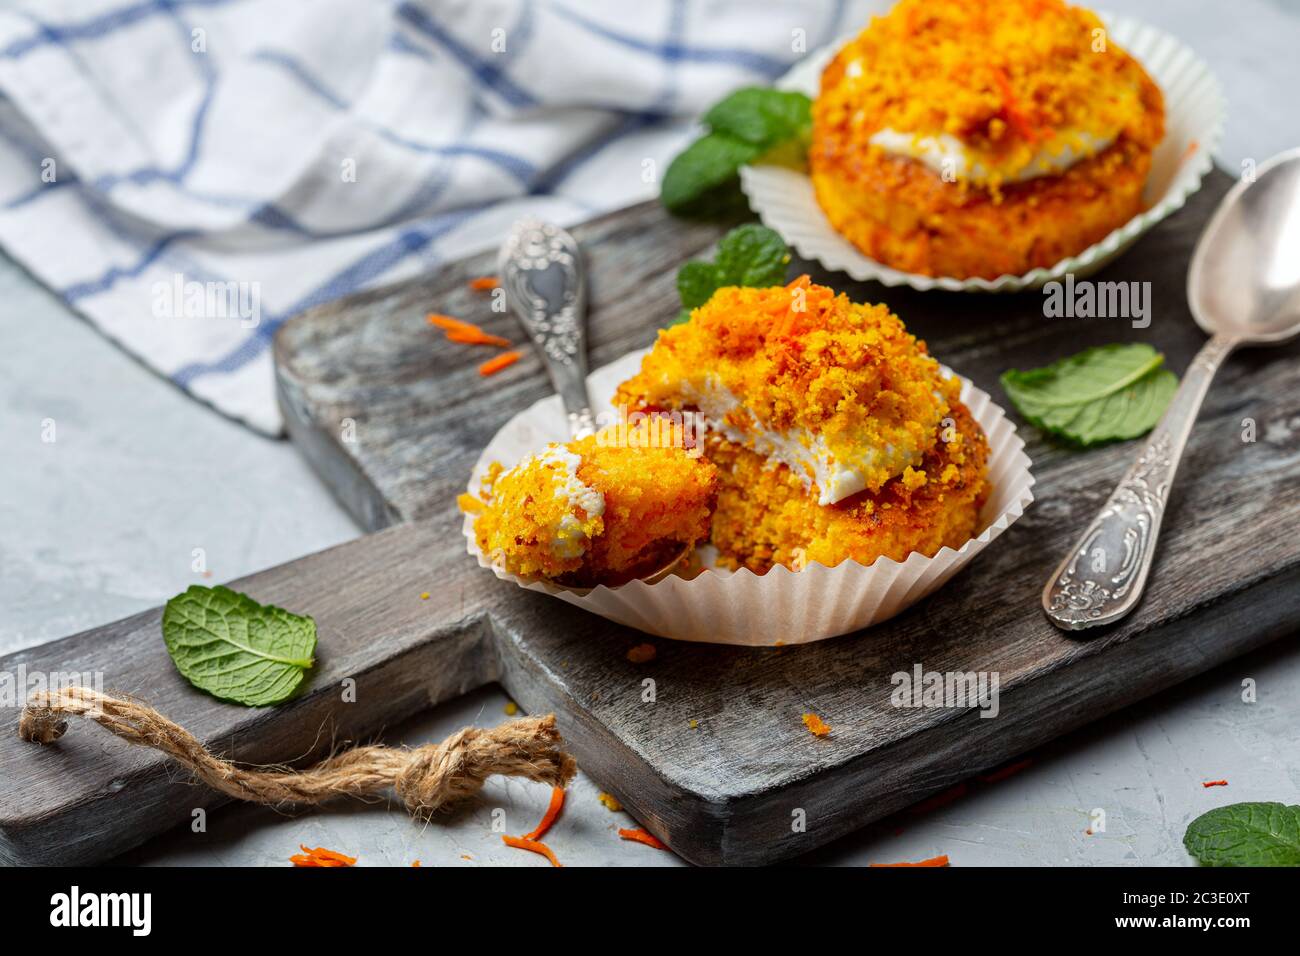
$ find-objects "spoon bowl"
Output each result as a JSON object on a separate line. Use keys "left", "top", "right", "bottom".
{"left": 1188, "top": 146, "right": 1300, "bottom": 343}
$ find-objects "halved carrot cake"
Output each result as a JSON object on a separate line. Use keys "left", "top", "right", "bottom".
{"left": 811, "top": 0, "right": 1165, "bottom": 278}
{"left": 703, "top": 401, "right": 987, "bottom": 572}
{"left": 616, "top": 278, "right": 953, "bottom": 506}
{"left": 615, "top": 277, "right": 990, "bottom": 572}
{"left": 466, "top": 420, "right": 717, "bottom": 586}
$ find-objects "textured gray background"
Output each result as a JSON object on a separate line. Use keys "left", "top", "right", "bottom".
{"left": 2, "top": 0, "right": 1298, "bottom": 866}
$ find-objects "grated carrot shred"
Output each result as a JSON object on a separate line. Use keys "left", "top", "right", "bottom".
{"left": 469, "top": 276, "right": 500, "bottom": 290}
{"left": 525, "top": 787, "right": 566, "bottom": 841}
{"left": 447, "top": 329, "right": 513, "bottom": 347}
{"left": 1202, "top": 779, "right": 1228, "bottom": 788}
{"left": 290, "top": 844, "right": 357, "bottom": 867}
{"left": 428, "top": 313, "right": 513, "bottom": 347}
{"left": 992, "top": 67, "right": 1041, "bottom": 143}
{"left": 479, "top": 351, "right": 521, "bottom": 376}
{"left": 869, "top": 854, "right": 950, "bottom": 867}
{"left": 770, "top": 275, "right": 813, "bottom": 339}
{"left": 427, "top": 313, "right": 481, "bottom": 334}
{"left": 502, "top": 834, "right": 561, "bottom": 867}
{"left": 300, "top": 845, "right": 355, "bottom": 865}
{"left": 618, "top": 827, "right": 667, "bottom": 850}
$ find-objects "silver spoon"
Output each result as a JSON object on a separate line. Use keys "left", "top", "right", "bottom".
{"left": 497, "top": 218, "right": 691, "bottom": 587}
{"left": 498, "top": 218, "right": 596, "bottom": 439}
{"left": 1043, "top": 147, "right": 1300, "bottom": 630}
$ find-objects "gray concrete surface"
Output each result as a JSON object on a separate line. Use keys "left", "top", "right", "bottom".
{"left": 2, "top": 0, "right": 1298, "bottom": 866}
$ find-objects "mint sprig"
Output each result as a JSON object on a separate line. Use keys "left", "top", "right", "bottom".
{"left": 1000, "top": 343, "right": 1178, "bottom": 446}
{"left": 674, "top": 224, "right": 791, "bottom": 323}
{"left": 1184, "top": 802, "right": 1300, "bottom": 867}
{"left": 162, "top": 585, "right": 317, "bottom": 707}
{"left": 703, "top": 87, "right": 811, "bottom": 146}
{"left": 661, "top": 87, "right": 812, "bottom": 217}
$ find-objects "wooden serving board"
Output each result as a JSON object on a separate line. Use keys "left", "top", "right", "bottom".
{"left": 3, "top": 169, "right": 1298, "bottom": 867}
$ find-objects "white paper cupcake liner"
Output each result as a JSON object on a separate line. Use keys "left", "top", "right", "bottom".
{"left": 463, "top": 350, "right": 1035, "bottom": 645}
{"left": 739, "top": 14, "right": 1226, "bottom": 292}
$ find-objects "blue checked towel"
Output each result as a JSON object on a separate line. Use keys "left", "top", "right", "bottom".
{"left": 0, "top": 0, "right": 878, "bottom": 435}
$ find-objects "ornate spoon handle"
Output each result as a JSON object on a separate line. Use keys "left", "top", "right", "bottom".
{"left": 498, "top": 218, "right": 595, "bottom": 439}
{"left": 1042, "top": 334, "right": 1237, "bottom": 630}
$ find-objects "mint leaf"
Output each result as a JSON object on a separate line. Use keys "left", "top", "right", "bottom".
{"left": 661, "top": 88, "right": 812, "bottom": 216}
{"left": 703, "top": 88, "right": 811, "bottom": 146}
{"left": 714, "top": 223, "right": 791, "bottom": 288}
{"left": 1184, "top": 802, "right": 1300, "bottom": 867}
{"left": 677, "top": 259, "right": 721, "bottom": 311}
{"left": 661, "top": 133, "right": 760, "bottom": 215}
{"left": 162, "top": 585, "right": 316, "bottom": 707}
{"left": 1000, "top": 343, "right": 1178, "bottom": 446}
{"left": 673, "top": 224, "right": 790, "bottom": 324}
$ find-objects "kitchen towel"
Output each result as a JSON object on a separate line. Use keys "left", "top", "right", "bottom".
{"left": 0, "top": 0, "right": 876, "bottom": 435}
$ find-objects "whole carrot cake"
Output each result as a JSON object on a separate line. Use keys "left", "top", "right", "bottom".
{"left": 810, "top": 0, "right": 1165, "bottom": 278}
{"left": 614, "top": 277, "right": 990, "bottom": 572}
{"left": 466, "top": 419, "right": 717, "bottom": 586}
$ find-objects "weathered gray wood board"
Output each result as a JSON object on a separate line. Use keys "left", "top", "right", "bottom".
{"left": 2, "top": 169, "right": 1297, "bottom": 866}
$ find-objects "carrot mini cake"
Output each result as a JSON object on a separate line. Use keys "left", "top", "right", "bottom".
{"left": 615, "top": 277, "right": 989, "bottom": 572}
{"left": 810, "top": 0, "right": 1165, "bottom": 278}
{"left": 703, "top": 400, "right": 987, "bottom": 572}
{"left": 466, "top": 420, "right": 717, "bottom": 587}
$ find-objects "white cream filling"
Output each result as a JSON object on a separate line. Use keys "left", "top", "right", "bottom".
{"left": 869, "top": 127, "right": 1115, "bottom": 183}
{"left": 679, "top": 377, "right": 896, "bottom": 506}
{"left": 531, "top": 446, "right": 605, "bottom": 559}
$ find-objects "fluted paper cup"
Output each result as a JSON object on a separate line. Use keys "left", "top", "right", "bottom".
{"left": 739, "top": 15, "right": 1226, "bottom": 292}
{"left": 463, "top": 350, "right": 1035, "bottom": 645}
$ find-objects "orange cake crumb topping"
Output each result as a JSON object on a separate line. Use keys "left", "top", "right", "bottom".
{"left": 803, "top": 713, "right": 832, "bottom": 737}
{"left": 816, "top": 0, "right": 1159, "bottom": 190}
{"left": 615, "top": 278, "right": 957, "bottom": 505}
{"left": 626, "top": 643, "right": 657, "bottom": 664}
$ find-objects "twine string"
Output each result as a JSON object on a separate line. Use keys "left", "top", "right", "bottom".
{"left": 18, "top": 686, "right": 576, "bottom": 818}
